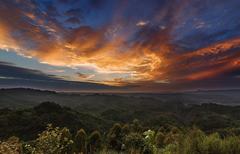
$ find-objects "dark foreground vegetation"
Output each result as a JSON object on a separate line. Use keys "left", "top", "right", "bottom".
{"left": 1, "top": 101, "right": 240, "bottom": 140}
{"left": 1, "top": 101, "right": 240, "bottom": 153}
{"left": 1, "top": 121, "right": 240, "bottom": 154}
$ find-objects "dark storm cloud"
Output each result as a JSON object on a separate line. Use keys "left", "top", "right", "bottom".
{"left": 0, "top": 61, "right": 59, "bottom": 81}
{"left": 0, "top": 61, "right": 122, "bottom": 91}
{"left": 222, "top": 68, "right": 240, "bottom": 78}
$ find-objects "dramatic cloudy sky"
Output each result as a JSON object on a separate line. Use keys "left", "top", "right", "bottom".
{"left": 0, "top": 0, "right": 240, "bottom": 92}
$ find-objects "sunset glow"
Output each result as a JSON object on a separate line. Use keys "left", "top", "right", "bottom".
{"left": 0, "top": 0, "right": 240, "bottom": 92}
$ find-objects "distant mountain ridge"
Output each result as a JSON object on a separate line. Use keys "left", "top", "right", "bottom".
{"left": 0, "top": 88, "right": 240, "bottom": 110}
{"left": 1, "top": 87, "right": 240, "bottom": 94}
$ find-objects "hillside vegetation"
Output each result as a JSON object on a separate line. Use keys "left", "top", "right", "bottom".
{"left": 1, "top": 101, "right": 240, "bottom": 141}
{"left": 1, "top": 119, "right": 240, "bottom": 154}
{"left": 1, "top": 89, "right": 240, "bottom": 153}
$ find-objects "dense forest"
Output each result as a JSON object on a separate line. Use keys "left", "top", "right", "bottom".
{"left": 1, "top": 101, "right": 240, "bottom": 153}
{"left": 1, "top": 118, "right": 240, "bottom": 154}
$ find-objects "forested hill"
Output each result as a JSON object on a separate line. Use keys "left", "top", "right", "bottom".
{"left": 1, "top": 89, "right": 240, "bottom": 153}
{"left": 1, "top": 101, "right": 240, "bottom": 141}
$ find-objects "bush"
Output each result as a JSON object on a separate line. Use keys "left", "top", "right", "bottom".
{"left": 88, "top": 130, "right": 102, "bottom": 153}
{"left": 182, "top": 128, "right": 206, "bottom": 154}
{"left": 143, "top": 130, "right": 157, "bottom": 154}
{"left": 25, "top": 124, "right": 73, "bottom": 154}
{"left": 3, "top": 123, "right": 240, "bottom": 154}
{"left": 75, "top": 128, "right": 87, "bottom": 153}
{"left": 107, "top": 123, "right": 123, "bottom": 151}
{"left": 125, "top": 132, "right": 144, "bottom": 153}
{"left": 221, "top": 135, "right": 240, "bottom": 154}
{"left": 202, "top": 133, "right": 222, "bottom": 154}
{"left": 155, "top": 131, "right": 165, "bottom": 148}
{"left": 0, "top": 136, "right": 22, "bottom": 154}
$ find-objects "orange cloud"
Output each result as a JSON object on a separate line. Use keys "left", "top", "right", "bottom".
{"left": 158, "top": 38, "right": 240, "bottom": 82}
{"left": 0, "top": 0, "right": 239, "bottom": 88}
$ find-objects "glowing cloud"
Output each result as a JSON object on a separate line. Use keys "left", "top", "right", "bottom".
{"left": 0, "top": 0, "right": 239, "bottom": 91}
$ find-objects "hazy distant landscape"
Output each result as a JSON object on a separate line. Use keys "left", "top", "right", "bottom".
{"left": 1, "top": 88, "right": 240, "bottom": 109}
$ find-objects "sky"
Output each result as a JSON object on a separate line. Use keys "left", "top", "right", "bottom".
{"left": 0, "top": 0, "right": 240, "bottom": 92}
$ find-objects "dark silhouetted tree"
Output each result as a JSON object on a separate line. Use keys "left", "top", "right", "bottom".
{"left": 75, "top": 128, "right": 87, "bottom": 154}
{"left": 88, "top": 130, "right": 102, "bottom": 153}
{"left": 107, "top": 123, "right": 123, "bottom": 152}
{"left": 131, "top": 119, "right": 142, "bottom": 133}
{"left": 155, "top": 131, "right": 165, "bottom": 148}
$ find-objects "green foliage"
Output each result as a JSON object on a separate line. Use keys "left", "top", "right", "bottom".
{"left": 143, "top": 130, "right": 157, "bottom": 154}
{"left": 107, "top": 123, "right": 123, "bottom": 151}
{"left": 131, "top": 119, "right": 143, "bottom": 133}
{"left": 163, "top": 132, "right": 179, "bottom": 145}
{"left": 122, "top": 124, "right": 130, "bottom": 135}
{"left": 181, "top": 128, "right": 206, "bottom": 154}
{"left": 202, "top": 133, "right": 222, "bottom": 154}
{"left": 2, "top": 100, "right": 240, "bottom": 154}
{"left": 155, "top": 131, "right": 165, "bottom": 148}
{"left": 0, "top": 136, "right": 22, "bottom": 154}
{"left": 60, "top": 127, "right": 73, "bottom": 154}
{"left": 88, "top": 130, "right": 102, "bottom": 153}
{"left": 160, "top": 144, "right": 177, "bottom": 154}
{"left": 2, "top": 99, "right": 240, "bottom": 141}
{"left": 24, "top": 124, "right": 73, "bottom": 154}
{"left": 125, "top": 132, "right": 144, "bottom": 153}
{"left": 2, "top": 123, "right": 240, "bottom": 154}
{"left": 34, "top": 102, "right": 62, "bottom": 114}
{"left": 75, "top": 128, "right": 87, "bottom": 153}
{"left": 175, "top": 128, "right": 240, "bottom": 154}
{"left": 222, "top": 136, "right": 240, "bottom": 154}
{"left": 0, "top": 102, "right": 107, "bottom": 141}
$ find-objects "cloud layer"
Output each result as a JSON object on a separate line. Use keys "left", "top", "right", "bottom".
{"left": 0, "top": 61, "right": 124, "bottom": 91}
{"left": 0, "top": 0, "right": 240, "bottom": 91}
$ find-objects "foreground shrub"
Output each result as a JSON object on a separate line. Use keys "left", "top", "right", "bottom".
{"left": 143, "top": 130, "right": 157, "bottom": 154}
{"left": 3, "top": 123, "right": 240, "bottom": 154}
{"left": 0, "top": 136, "right": 22, "bottom": 154}
{"left": 221, "top": 135, "right": 240, "bottom": 154}
{"left": 155, "top": 131, "right": 165, "bottom": 148}
{"left": 24, "top": 124, "right": 73, "bottom": 154}
{"left": 107, "top": 123, "right": 123, "bottom": 152}
{"left": 88, "top": 130, "right": 102, "bottom": 153}
{"left": 202, "top": 133, "right": 222, "bottom": 154}
{"left": 181, "top": 128, "right": 206, "bottom": 154}
{"left": 125, "top": 132, "right": 144, "bottom": 153}
{"left": 75, "top": 128, "right": 87, "bottom": 153}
